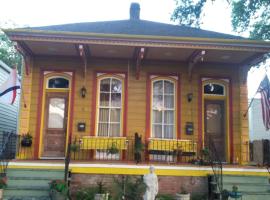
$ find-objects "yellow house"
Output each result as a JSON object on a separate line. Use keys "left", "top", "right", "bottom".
{"left": 3, "top": 3, "right": 270, "bottom": 198}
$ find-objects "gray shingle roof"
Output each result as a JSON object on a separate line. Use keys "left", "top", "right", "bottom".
{"left": 30, "top": 19, "right": 243, "bottom": 40}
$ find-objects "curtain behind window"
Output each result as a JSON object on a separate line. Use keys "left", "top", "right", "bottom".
{"left": 152, "top": 80, "right": 175, "bottom": 139}
{"left": 98, "top": 78, "right": 122, "bottom": 137}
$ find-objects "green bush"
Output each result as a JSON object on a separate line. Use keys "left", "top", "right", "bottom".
{"left": 75, "top": 187, "right": 98, "bottom": 200}
{"left": 112, "top": 176, "right": 146, "bottom": 200}
{"left": 156, "top": 194, "right": 175, "bottom": 200}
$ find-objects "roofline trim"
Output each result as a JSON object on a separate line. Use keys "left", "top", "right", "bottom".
{"left": 4, "top": 29, "right": 270, "bottom": 52}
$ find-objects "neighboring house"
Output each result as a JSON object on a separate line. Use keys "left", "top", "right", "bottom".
{"left": 3, "top": 3, "right": 270, "bottom": 197}
{"left": 249, "top": 98, "right": 270, "bottom": 141}
{"left": 0, "top": 60, "right": 19, "bottom": 133}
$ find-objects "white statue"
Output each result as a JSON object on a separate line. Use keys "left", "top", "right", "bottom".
{"left": 143, "top": 166, "right": 158, "bottom": 200}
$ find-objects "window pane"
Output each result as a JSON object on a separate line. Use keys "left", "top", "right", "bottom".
{"left": 111, "top": 79, "right": 122, "bottom": 93}
{"left": 100, "top": 93, "right": 110, "bottom": 107}
{"left": 152, "top": 125, "right": 162, "bottom": 138}
{"left": 48, "top": 78, "right": 69, "bottom": 88}
{"left": 99, "top": 108, "right": 109, "bottom": 122}
{"left": 98, "top": 123, "right": 108, "bottom": 136}
{"left": 100, "top": 78, "right": 110, "bottom": 92}
{"left": 153, "top": 110, "right": 162, "bottom": 123}
{"left": 164, "top": 110, "right": 174, "bottom": 124}
{"left": 109, "top": 123, "right": 120, "bottom": 137}
{"left": 48, "top": 98, "right": 65, "bottom": 128}
{"left": 164, "top": 95, "right": 174, "bottom": 109}
{"left": 153, "top": 95, "right": 163, "bottom": 110}
{"left": 110, "top": 108, "right": 121, "bottom": 122}
{"left": 164, "top": 125, "right": 174, "bottom": 139}
{"left": 204, "top": 83, "right": 224, "bottom": 95}
{"left": 111, "top": 93, "right": 121, "bottom": 107}
{"left": 164, "top": 81, "right": 174, "bottom": 94}
{"left": 153, "top": 81, "right": 163, "bottom": 94}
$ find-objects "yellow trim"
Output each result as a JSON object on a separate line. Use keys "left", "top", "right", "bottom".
{"left": 5, "top": 28, "right": 270, "bottom": 45}
{"left": 38, "top": 72, "right": 73, "bottom": 158}
{"left": 202, "top": 79, "right": 230, "bottom": 162}
{"left": 95, "top": 74, "right": 125, "bottom": 137}
{"left": 7, "top": 165, "right": 270, "bottom": 177}
{"left": 150, "top": 77, "right": 178, "bottom": 139}
{"left": 80, "top": 136, "right": 127, "bottom": 150}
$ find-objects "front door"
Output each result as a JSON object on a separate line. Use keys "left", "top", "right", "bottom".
{"left": 204, "top": 100, "right": 226, "bottom": 162}
{"left": 42, "top": 92, "right": 69, "bottom": 158}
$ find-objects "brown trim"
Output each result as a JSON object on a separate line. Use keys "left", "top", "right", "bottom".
{"left": 34, "top": 68, "right": 75, "bottom": 159}
{"left": 198, "top": 76, "right": 233, "bottom": 163}
{"left": 6, "top": 32, "right": 270, "bottom": 53}
{"left": 34, "top": 71, "right": 44, "bottom": 159}
{"left": 91, "top": 70, "right": 128, "bottom": 137}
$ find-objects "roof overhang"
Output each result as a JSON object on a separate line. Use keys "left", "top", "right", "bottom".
{"left": 4, "top": 29, "right": 270, "bottom": 78}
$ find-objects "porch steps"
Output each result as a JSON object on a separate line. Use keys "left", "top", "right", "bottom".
{"left": 3, "top": 168, "right": 65, "bottom": 200}
{"left": 222, "top": 175, "right": 270, "bottom": 200}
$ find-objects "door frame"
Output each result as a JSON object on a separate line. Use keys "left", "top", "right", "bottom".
{"left": 200, "top": 78, "right": 232, "bottom": 163}
{"left": 37, "top": 71, "right": 74, "bottom": 159}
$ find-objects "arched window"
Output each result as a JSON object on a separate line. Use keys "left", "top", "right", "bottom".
{"left": 97, "top": 77, "right": 122, "bottom": 137}
{"left": 47, "top": 77, "right": 69, "bottom": 89}
{"left": 152, "top": 79, "right": 175, "bottom": 139}
{"left": 204, "top": 83, "right": 225, "bottom": 96}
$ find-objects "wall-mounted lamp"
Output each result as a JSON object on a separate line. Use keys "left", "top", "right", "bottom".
{"left": 80, "top": 86, "right": 87, "bottom": 98}
{"left": 187, "top": 93, "right": 193, "bottom": 102}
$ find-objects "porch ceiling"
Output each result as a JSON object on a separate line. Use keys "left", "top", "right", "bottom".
{"left": 22, "top": 40, "right": 263, "bottom": 65}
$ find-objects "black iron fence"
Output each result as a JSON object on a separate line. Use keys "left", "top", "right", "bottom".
{"left": 15, "top": 134, "right": 197, "bottom": 164}
{"left": 0, "top": 131, "right": 18, "bottom": 177}
{"left": 69, "top": 136, "right": 197, "bottom": 164}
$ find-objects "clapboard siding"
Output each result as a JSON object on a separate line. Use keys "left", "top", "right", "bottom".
{"left": 18, "top": 56, "right": 249, "bottom": 163}
{"left": 0, "top": 61, "right": 19, "bottom": 135}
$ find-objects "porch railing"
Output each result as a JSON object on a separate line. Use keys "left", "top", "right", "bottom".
{"left": 0, "top": 131, "right": 18, "bottom": 177}
{"left": 69, "top": 136, "right": 197, "bottom": 163}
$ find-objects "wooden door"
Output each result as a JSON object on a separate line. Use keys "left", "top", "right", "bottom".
{"left": 42, "top": 92, "right": 69, "bottom": 158}
{"left": 204, "top": 100, "right": 226, "bottom": 162}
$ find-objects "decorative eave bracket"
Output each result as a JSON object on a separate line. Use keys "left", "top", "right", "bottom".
{"left": 76, "top": 44, "right": 90, "bottom": 79}
{"left": 15, "top": 42, "right": 33, "bottom": 75}
{"left": 135, "top": 47, "right": 146, "bottom": 80}
{"left": 188, "top": 50, "right": 206, "bottom": 81}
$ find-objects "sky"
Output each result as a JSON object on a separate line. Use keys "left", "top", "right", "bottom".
{"left": 0, "top": 0, "right": 265, "bottom": 98}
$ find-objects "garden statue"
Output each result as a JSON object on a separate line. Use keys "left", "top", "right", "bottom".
{"left": 143, "top": 165, "right": 158, "bottom": 200}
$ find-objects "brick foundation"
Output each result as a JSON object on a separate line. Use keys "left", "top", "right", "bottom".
{"left": 70, "top": 173, "right": 208, "bottom": 197}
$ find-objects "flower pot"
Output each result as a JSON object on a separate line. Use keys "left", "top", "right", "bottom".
{"left": 95, "top": 193, "right": 109, "bottom": 200}
{"left": 21, "top": 138, "right": 32, "bottom": 147}
{"left": 50, "top": 189, "right": 66, "bottom": 200}
{"left": 0, "top": 189, "right": 3, "bottom": 200}
{"left": 176, "top": 193, "right": 190, "bottom": 200}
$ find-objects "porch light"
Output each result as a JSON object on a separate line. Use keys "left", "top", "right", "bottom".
{"left": 80, "top": 86, "right": 87, "bottom": 98}
{"left": 187, "top": 93, "right": 193, "bottom": 102}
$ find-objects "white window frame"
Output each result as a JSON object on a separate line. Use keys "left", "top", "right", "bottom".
{"left": 97, "top": 77, "right": 123, "bottom": 137}
{"left": 151, "top": 79, "right": 176, "bottom": 139}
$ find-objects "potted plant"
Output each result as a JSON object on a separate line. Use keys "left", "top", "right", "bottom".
{"left": 94, "top": 181, "right": 109, "bottom": 200}
{"left": 107, "top": 142, "right": 119, "bottom": 155}
{"left": 49, "top": 179, "right": 68, "bottom": 200}
{"left": 21, "top": 133, "right": 33, "bottom": 147}
{"left": 229, "top": 185, "right": 242, "bottom": 199}
{"left": 176, "top": 187, "right": 190, "bottom": 200}
{"left": 0, "top": 177, "right": 7, "bottom": 199}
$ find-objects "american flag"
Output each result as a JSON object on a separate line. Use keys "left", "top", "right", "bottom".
{"left": 258, "top": 75, "right": 270, "bottom": 131}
